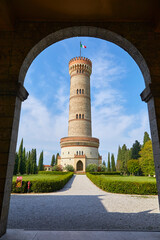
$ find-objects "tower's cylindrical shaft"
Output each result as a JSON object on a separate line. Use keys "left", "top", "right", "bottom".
{"left": 68, "top": 57, "right": 92, "bottom": 137}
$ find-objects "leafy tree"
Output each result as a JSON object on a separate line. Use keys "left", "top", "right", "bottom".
{"left": 86, "top": 164, "right": 98, "bottom": 172}
{"left": 143, "top": 131, "right": 150, "bottom": 146}
{"left": 65, "top": 164, "right": 74, "bottom": 172}
{"left": 107, "top": 152, "right": 111, "bottom": 172}
{"left": 13, "top": 153, "right": 19, "bottom": 175}
{"left": 52, "top": 165, "right": 63, "bottom": 171}
{"left": 111, "top": 153, "right": 116, "bottom": 171}
{"left": 18, "top": 138, "right": 24, "bottom": 174}
{"left": 51, "top": 154, "right": 56, "bottom": 166}
{"left": 127, "top": 159, "right": 140, "bottom": 175}
{"left": 98, "top": 164, "right": 107, "bottom": 172}
{"left": 131, "top": 140, "right": 141, "bottom": 159}
{"left": 139, "top": 140, "right": 155, "bottom": 176}
{"left": 38, "top": 151, "right": 44, "bottom": 171}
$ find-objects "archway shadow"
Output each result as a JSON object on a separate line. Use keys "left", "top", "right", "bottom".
{"left": 8, "top": 194, "right": 160, "bottom": 231}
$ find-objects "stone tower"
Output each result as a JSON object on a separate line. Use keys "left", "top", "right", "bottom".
{"left": 58, "top": 57, "right": 102, "bottom": 171}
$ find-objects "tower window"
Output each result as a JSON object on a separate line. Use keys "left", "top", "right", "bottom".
{"left": 82, "top": 114, "right": 84, "bottom": 119}
{"left": 77, "top": 70, "right": 78, "bottom": 73}
{"left": 79, "top": 151, "right": 81, "bottom": 155}
{"left": 82, "top": 151, "right": 83, "bottom": 155}
{"left": 76, "top": 114, "right": 78, "bottom": 119}
{"left": 77, "top": 89, "right": 78, "bottom": 94}
{"left": 76, "top": 151, "right": 78, "bottom": 155}
{"left": 79, "top": 89, "right": 81, "bottom": 94}
{"left": 82, "top": 89, "right": 84, "bottom": 94}
{"left": 80, "top": 70, "right": 81, "bottom": 73}
{"left": 79, "top": 114, "right": 81, "bottom": 119}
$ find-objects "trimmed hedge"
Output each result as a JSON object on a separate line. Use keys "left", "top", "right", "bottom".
{"left": 12, "top": 172, "right": 73, "bottom": 193}
{"left": 86, "top": 173, "right": 157, "bottom": 195}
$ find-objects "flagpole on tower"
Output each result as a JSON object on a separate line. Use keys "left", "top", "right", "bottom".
{"left": 80, "top": 41, "right": 81, "bottom": 57}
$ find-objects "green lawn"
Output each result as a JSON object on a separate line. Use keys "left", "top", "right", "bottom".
{"left": 12, "top": 174, "right": 62, "bottom": 181}
{"left": 97, "top": 175, "right": 156, "bottom": 183}
{"left": 86, "top": 173, "right": 157, "bottom": 195}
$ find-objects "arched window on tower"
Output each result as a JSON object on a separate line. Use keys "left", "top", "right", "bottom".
{"left": 79, "top": 89, "right": 81, "bottom": 94}
{"left": 79, "top": 151, "right": 81, "bottom": 155}
{"left": 76, "top": 151, "right": 78, "bottom": 155}
{"left": 77, "top": 70, "right": 78, "bottom": 73}
{"left": 82, "top": 151, "right": 83, "bottom": 155}
{"left": 79, "top": 114, "right": 81, "bottom": 119}
{"left": 76, "top": 114, "right": 78, "bottom": 119}
{"left": 82, "top": 89, "right": 84, "bottom": 94}
{"left": 80, "top": 70, "right": 81, "bottom": 73}
{"left": 77, "top": 89, "right": 78, "bottom": 94}
{"left": 82, "top": 114, "right": 84, "bottom": 119}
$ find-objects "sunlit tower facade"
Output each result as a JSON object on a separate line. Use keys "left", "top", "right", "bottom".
{"left": 58, "top": 57, "right": 102, "bottom": 171}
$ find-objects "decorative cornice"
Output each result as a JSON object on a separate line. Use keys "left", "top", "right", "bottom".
{"left": 141, "top": 83, "right": 160, "bottom": 103}
{"left": 61, "top": 136, "right": 99, "bottom": 143}
{"left": 61, "top": 144, "right": 98, "bottom": 149}
{"left": 68, "top": 119, "right": 91, "bottom": 123}
{"left": 70, "top": 95, "right": 90, "bottom": 101}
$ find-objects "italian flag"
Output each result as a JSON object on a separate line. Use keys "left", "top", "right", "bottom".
{"left": 80, "top": 43, "right": 86, "bottom": 48}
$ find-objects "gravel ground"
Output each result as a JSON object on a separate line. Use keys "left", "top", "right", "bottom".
{"left": 8, "top": 175, "right": 160, "bottom": 231}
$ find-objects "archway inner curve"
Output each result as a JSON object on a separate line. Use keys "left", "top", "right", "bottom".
{"left": 19, "top": 26, "right": 151, "bottom": 87}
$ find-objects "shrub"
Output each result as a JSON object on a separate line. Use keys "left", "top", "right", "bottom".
{"left": 38, "top": 171, "right": 68, "bottom": 175}
{"left": 12, "top": 172, "right": 73, "bottom": 193}
{"left": 98, "top": 164, "right": 107, "bottom": 172}
{"left": 65, "top": 164, "right": 75, "bottom": 172}
{"left": 90, "top": 172, "right": 121, "bottom": 175}
{"left": 86, "top": 173, "right": 157, "bottom": 195}
{"left": 86, "top": 164, "right": 98, "bottom": 172}
{"left": 52, "top": 165, "right": 63, "bottom": 171}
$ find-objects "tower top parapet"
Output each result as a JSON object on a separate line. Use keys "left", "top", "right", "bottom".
{"left": 69, "top": 56, "right": 92, "bottom": 68}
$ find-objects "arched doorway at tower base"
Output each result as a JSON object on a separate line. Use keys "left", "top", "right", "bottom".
{"left": 77, "top": 160, "right": 83, "bottom": 171}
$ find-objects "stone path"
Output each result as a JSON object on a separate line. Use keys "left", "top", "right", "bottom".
{"left": 8, "top": 175, "right": 160, "bottom": 231}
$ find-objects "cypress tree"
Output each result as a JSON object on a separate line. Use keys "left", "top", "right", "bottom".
{"left": 22, "top": 147, "right": 26, "bottom": 174}
{"left": 13, "top": 153, "right": 19, "bottom": 175}
{"left": 26, "top": 151, "right": 31, "bottom": 174}
{"left": 107, "top": 152, "right": 111, "bottom": 172}
{"left": 18, "top": 139, "right": 24, "bottom": 174}
{"left": 102, "top": 160, "right": 106, "bottom": 166}
{"left": 143, "top": 131, "right": 150, "bottom": 146}
{"left": 55, "top": 153, "right": 59, "bottom": 165}
{"left": 38, "top": 151, "right": 44, "bottom": 171}
{"left": 30, "top": 149, "right": 38, "bottom": 174}
{"left": 51, "top": 154, "right": 55, "bottom": 166}
{"left": 116, "top": 146, "right": 122, "bottom": 171}
{"left": 111, "top": 153, "right": 116, "bottom": 171}
{"left": 131, "top": 140, "right": 141, "bottom": 159}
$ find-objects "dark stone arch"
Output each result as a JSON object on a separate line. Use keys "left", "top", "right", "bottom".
{"left": 19, "top": 26, "right": 151, "bottom": 86}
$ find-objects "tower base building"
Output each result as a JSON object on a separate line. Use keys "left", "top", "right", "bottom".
{"left": 58, "top": 57, "right": 102, "bottom": 171}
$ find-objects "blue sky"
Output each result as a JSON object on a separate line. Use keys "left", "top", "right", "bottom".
{"left": 17, "top": 37, "right": 150, "bottom": 165}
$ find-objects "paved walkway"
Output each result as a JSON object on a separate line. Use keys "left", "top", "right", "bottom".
{"left": 7, "top": 175, "right": 160, "bottom": 231}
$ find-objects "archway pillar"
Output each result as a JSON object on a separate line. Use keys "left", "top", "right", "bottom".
{"left": 0, "top": 83, "right": 28, "bottom": 236}
{"left": 141, "top": 83, "right": 160, "bottom": 206}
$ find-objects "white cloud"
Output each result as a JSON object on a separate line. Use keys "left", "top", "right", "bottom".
{"left": 17, "top": 93, "right": 69, "bottom": 165}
